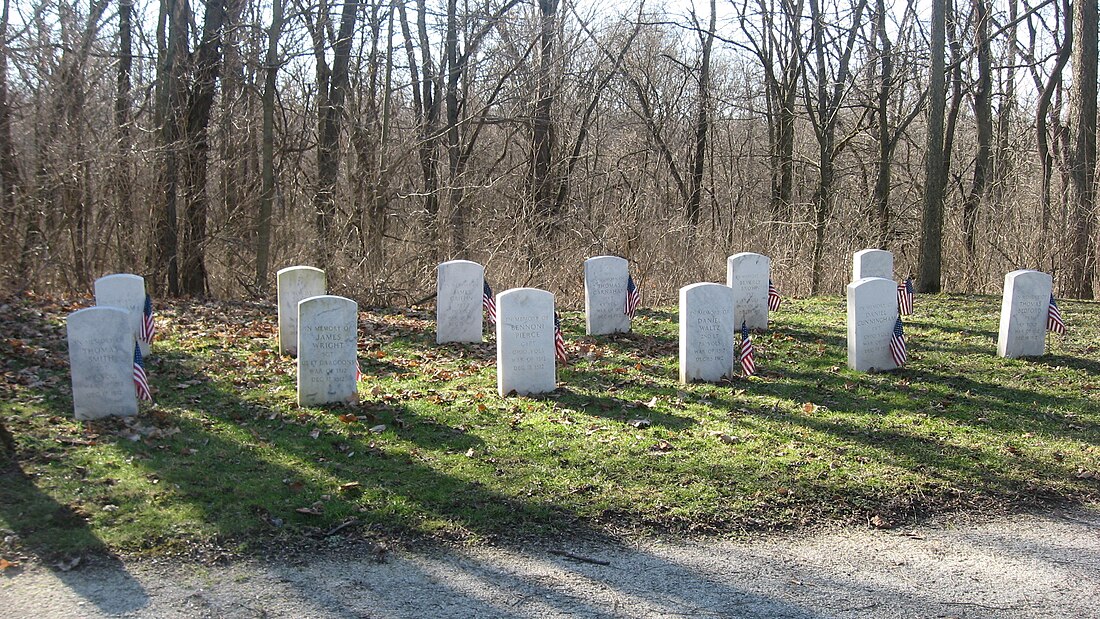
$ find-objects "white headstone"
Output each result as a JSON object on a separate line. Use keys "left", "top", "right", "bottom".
{"left": 847, "top": 277, "right": 900, "bottom": 372}
{"left": 726, "top": 252, "right": 771, "bottom": 331}
{"left": 584, "top": 256, "right": 631, "bottom": 335}
{"left": 679, "top": 283, "right": 736, "bottom": 383}
{"left": 852, "top": 249, "right": 893, "bottom": 281}
{"left": 496, "top": 288, "right": 557, "bottom": 396}
{"left": 66, "top": 307, "right": 139, "bottom": 419}
{"left": 297, "top": 295, "right": 359, "bottom": 406}
{"left": 278, "top": 266, "right": 326, "bottom": 356}
{"left": 997, "top": 270, "right": 1052, "bottom": 358}
{"left": 436, "top": 260, "right": 486, "bottom": 344}
{"left": 94, "top": 273, "right": 149, "bottom": 356}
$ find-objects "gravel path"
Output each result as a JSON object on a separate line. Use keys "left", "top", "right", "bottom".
{"left": 3, "top": 504, "right": 1098, "bottom": 618}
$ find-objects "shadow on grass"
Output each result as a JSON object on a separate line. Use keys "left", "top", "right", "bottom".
{"left": 0, "top": 458, "right": 149, "bottom": 614}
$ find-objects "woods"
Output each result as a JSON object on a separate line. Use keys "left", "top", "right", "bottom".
{"left": 0, "top": 0, "right": 1096, "bottom": 302}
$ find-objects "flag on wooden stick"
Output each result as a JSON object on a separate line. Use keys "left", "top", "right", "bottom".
{"left": 739, "top": 321, "right": 756, "bottom": 377}
{"left": 889, "top": 317, "right": 907, "bottom": 367}
{"left": 140, "top": 294, "right": 156, "bottom": 344}
{"left": 625, "top": 274, "right": 641, "bottom": 318}
{"left": 483, "top": 281, "right": 497, "bottom": 324}
{"left": 1047, "top": 294, "right": 1066, "bottom": 334}
{"left": 768, "top": 279, "right": 781, "bottom": 312}
{"left": 554, "top": 312, "right": 567, "bottom": 363}
{"left": 133, "top": 343, "right": 152, "bottom": 402}
{"left": 897, "top": 278, "right": 915, "bottom": 316}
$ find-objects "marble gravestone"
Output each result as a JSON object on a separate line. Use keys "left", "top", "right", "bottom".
{"left": 278, "top": 266, "right": 326, "bottom": 356}
{"left": 496, "top": 288, "right": 557, "bottom": 396}
{"left": 436, "top": 260, "right": 485, "bottom": 344}
{"left": 852, "top": 249, "right": 893, "bottom": 281}
{"left": 997, "top": 270, "right": 1052, "bottom": 358}
{"left": 584, "top": 256, "right": 631, "bottom": 335}
{"left": 94, "top": 273, "right": 150, "bottom": 356}
{"left": 847, "top": 277, "right": 900, "bottom": 372}
{"left": 66, "top": 307, "right": 139, "bottom": 419}
{"left": 297, "top": 295, "right": 359, "bottom": 406}
{"left": 679, "top": 283, "right": 736, "bottom": 383}
{"left": 726, "top": 252, "right": 771, "bottom": 331}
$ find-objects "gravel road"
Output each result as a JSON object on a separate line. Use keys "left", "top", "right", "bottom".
{"left": 3, "top": 504, "right": 1098, "bottom": 618}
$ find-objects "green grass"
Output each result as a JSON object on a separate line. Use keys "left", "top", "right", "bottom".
{"left": 2, "top": 293, "right": 1098, "bottom": 558}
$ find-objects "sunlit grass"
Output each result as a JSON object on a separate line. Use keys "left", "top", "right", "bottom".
{"left": 1, "top": 293, "right": 1098, "bottom": 557}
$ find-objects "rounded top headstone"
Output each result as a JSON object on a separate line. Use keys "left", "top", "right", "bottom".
{"left": 277, "top": 265, "right": 324, "bottom": 276}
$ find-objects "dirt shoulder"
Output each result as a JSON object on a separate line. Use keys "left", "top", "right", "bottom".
{"left": 2, "top": 503, "right": 1098, "bottom": 618}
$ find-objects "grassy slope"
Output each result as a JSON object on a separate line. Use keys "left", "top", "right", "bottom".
{"left": 1, "top": 293, "right": 1098, "bottom": 557}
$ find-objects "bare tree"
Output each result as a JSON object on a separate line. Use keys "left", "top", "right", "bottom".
{"left": 918, "top": 0, "right": 947, "bottom": 293}
{"left": 255, "top": 0, "right": 284, "bottom": 291}
{"left": 803, "top": 0, "right": 868, "bottom": 293}
{"left": 1067, "top": 0, "right": 1097, "bottom": 298}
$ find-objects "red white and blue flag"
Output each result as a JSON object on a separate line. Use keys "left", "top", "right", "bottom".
{"left": 140, "top": 293, "right": 156, "bottom": 344}
{"left": 1047, "top": 294, "right": 1066, "bottom": 334}
{"left": 768, "top": 279, "right": 781, "bottom": 312}
{"left": 483, "top": 280, "right": 497, "bottom": 324}
{"left": 133, "top": 343, "right": 152, "bottom": 402}
{"left": 554, "top": 312, "right": 567, "bottom": 363}
{"left": 625, "top": 274, "right": 641, "bottom": 318}
{"left": 739, "top": 321, "right": 756, "bottom": 377}
{"left": 889, "top": 317, "right": 907, "bottom": 367}
{"left": 897, "top": 278, "right": 914, "bottom": 316}
{"left": 356, "top": 359, "right": 365, "bottom": 381}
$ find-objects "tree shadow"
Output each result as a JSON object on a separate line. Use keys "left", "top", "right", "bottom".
{"left": 0, "top": 459, "right": 149, "bottom": 614}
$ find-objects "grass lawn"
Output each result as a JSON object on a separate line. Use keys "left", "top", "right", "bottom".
{"left": 1, "top": 292, "right": 1098, "bottom": 559}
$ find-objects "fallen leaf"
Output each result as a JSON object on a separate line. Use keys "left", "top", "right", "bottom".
{"left": 295, "top": 506, "right": 323, "bottom": 516}
{"left": 627, "top": 418, "right": 652, "bottom": 429}
{"left": 650, "top": 439, "right": 674, "bottom": 452}
{"left": 55, "top": 556, "right": 81, "bottom": 572}
{"left": 802, "top": 402, "right": 816, "bottom": 414}
{"left": 339, "top": 482, "right": 361, "bottom": 492}
{"left": 717, "top": 433, "right": 739, "bottom": 445}
{"left": 338, "top": 414, "right": 358, "bottom": 423}
{"left": 369, "top": 424, "right": 386, "bottom": 434}
{"left": 309, "top": 428, "right": 321, "bottom": 439}
{"left": 0, "top": 558, "right": 18, "bottom": 572}
{"left": 465, "top": 448, "right": 476, "bottom": 458}
{"left": 870, "top": 514, "right": 893, "bottom": 529}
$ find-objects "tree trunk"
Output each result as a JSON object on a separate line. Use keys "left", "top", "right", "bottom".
{"left": 686, "top": 0, "right": 716, "bottom": 228}
{"left": 0, "top": 0, "right": 22, "bottom": 287}
{"left": 313, "top": 0, "right": 360, "bottom": 273}
{"left": 179, "top": 0, "right": 239, "bottom": 296}
{"left": 1036, "top": 0, "right": 1072, "bottom": 264}
{"left": 532, "top": 0, "right": 558, "bottom": 233}
{"left": 1067, "top": 0, "right": 1098, "bottom": 299}
{"left": 918, "top": 0, "right": 947, "bottom": 294}
{"left": 115, "top": 0, "right": 134, "bottom": 271}
{"left": 256, "top": 0, "right": 282, "bottom": 292}
{"left": 872, "top": 0, "right": 892, "bottom": 247}
{"left": 961, "top": 0, "right": 992, "bottom": 261}
{"left": 153, "top": 0, "right": 187, "bottom": 296}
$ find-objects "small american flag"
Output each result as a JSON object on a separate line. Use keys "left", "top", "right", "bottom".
{"left": 140, "top": 293, "right": 156, "bottom": 344}
{"left": 483, "top": 280, "right": 497, "bottom": 324}
{"left": 625, "top": 274, "right": 641, "bottom": 318}
{"left": 554, "top": 312, "right": 567, "bottom": 363}
{"left": 133, "top": 343, "right": 152, "bottom": 402}
{"left": 889, "top": 317, "right": 907, "bottom": 367}
{"left": 1047, "top": 294, "right": 1066, "bottom": 334}
{"left": 897, "top": 278, "right": 914, "bottom": 316}
{"left": 768, "top": 279, "right": 781, "bottom": 312}
{"left": 356, "top": 359, "right": 365, "bottom": 381}
{"left": 739, "top": 321, "right": 756, "bottom": 376}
